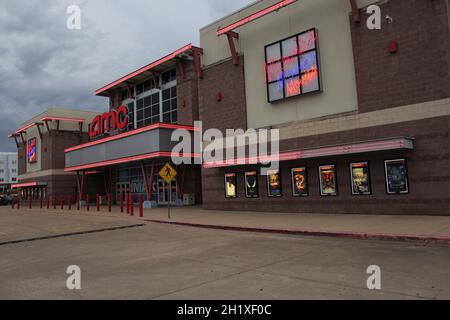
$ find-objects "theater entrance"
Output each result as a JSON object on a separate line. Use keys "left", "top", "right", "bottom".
{"left": 157, "top": 178, "right": 177, "bottom": 205}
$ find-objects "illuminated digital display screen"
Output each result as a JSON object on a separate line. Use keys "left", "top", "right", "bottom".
{"left": 27, "top": 138, "right": 37, "bottom": 163}
{"left": 265, "top": 28, "right": 321, "bottom": 103}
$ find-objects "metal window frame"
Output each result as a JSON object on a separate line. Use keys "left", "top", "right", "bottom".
{"left": 264, "top": 28, "right": 322, "bottom": 103}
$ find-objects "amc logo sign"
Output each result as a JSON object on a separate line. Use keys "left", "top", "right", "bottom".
{"left": 89, "top": 106, "right": 129, "bottom": 139}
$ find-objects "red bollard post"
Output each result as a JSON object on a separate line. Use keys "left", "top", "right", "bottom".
{"left": 139, "top": 194, "right": 143, "bottom": 218}
{"left": 130, "top": 195, "right": 134, "bottom": 217}
{"left": 126, "top": 193, "right": 130, "bottom": 214}
{"left": 77, "top": 194, "right": 80, "bottom": 211}
{"left": 46, "top": 196, "right": 50, "bottom": 209}
{"left": 96, "top": 194, "right": 100, "bottom": 212}
{"left": 40, "top": 196, "right": 43, "bottom": 209}
{"left": 108, "top": 193, "right": 111, "bottom": 213}
{"left": 53, "top": 195, "right": 56, "bottom": 210}
{"left": 68, "top": 195, "right": 72, "bottom": 211}
{"left": 86, "top": 194, "right": 90, "bottom": 211}
{"left": 17, "top": 197, "right": 20, "bottom": 210}
{"left": 60, "top": 195, "right": 64, "bottom": 210}
{"left": 29, "top": 196, "right": 32, "bottom": 209}
{"left": 120, "top": 192, "right": 124, "bottom": 213}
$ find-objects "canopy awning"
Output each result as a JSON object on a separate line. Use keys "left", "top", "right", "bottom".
{"left": 203, "top": 137, "right": 414, "bottom": 168}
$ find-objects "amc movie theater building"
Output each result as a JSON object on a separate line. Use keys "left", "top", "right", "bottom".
{"left": 63, "top": 45, "right": 204, "bottom": 206}
{"left": 11, "top": 0, "right": 450, "bottom": 215}
{"left": 198, "top": 0, "right": 450, "bottom": 215}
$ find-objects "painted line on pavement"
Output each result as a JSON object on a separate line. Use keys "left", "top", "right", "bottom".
{"left": 0, "top": 224, "right": 145, "bottom": 246}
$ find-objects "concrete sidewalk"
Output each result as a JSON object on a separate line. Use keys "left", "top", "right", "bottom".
{"left": 139, "top": 206, "right": 450, "bottom": 244}
{"left": 5, "top": 205, "right": 450, "bottom": 244}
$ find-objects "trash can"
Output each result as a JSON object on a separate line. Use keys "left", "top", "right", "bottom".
{"left": 183, "top": 193, "right": 195, "bottom": 206}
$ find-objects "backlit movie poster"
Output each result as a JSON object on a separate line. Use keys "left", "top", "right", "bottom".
{"left": 319, "top": 165, "right": 337, "bottom": 196}
{"left": 267, "top": 170, "right": 282, "bottom": 198}
{"left": 27, "top": 138, "right": 37, "bottom": 163}
{"left": 350, "top": 162, "right": 371, "bottom": 195}
{"left": 292, "top": 167, "right": 308, "bottom": 197}
{"left": 385, "top": 159, "right": 409, "bottom": 194}
{"left": 224, "top": 173, "right": 237, "bottom": 198}
{"left": 245, "top": 171, "right": 259, "bottom": 198}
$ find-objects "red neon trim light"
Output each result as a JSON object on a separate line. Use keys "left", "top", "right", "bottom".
{"left": 16, "top": 117, "right": 87, "bottom": 134}
{"left": 95, "top": 44, "right": 196, "bottom": 95}
{"left": 65, "top": 152, "right": 200, "bottom": 172}
{"left": 216, "top": 0, "right": 297, "bottom": 36}
{"left": 11, "top": 182, "right": 38, "bottom": 189}
{"left": 203, "top": 138, "right": 411, "bottom": 168}
{"left": 65, "top": 123, "right": 199, "bottom": 153}
{"left": 16, "top": 123, "right": 37, "bottom": 134}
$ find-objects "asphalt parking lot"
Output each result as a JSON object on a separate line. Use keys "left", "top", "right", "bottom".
{"left": 0, "top": 208, "right": 449, "bottom": 300}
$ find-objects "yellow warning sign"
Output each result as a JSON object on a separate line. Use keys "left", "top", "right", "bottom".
{"left": 159, "top": 163, "right": 177, "bottom": 184}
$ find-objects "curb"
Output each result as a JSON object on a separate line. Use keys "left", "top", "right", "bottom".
{"left": 142, "top": 219, "right": 450, "bottom": 245}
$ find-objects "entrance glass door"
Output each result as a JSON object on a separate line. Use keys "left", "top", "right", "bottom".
{"left": 116, "top": 182, "right": 130, "bottom": 203}
{"left": 157, "top": 179, "right": 177, "bottom": 205}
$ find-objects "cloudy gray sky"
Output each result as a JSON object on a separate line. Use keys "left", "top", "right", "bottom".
{"left": 0, "top": 0, "right": 255, "bottom": 151}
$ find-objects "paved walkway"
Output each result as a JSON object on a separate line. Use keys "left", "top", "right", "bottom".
{"left": 5, "top": 205, "right": 450, "bottom": 244}
{"left": 139, "top": 206, "right": 450, "bottom": 244}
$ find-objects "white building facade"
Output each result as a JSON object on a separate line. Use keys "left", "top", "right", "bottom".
{"left": 0, "top": 152, "right": 18, "bottom": 192}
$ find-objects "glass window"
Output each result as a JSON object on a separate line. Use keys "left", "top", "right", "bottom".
{"left": 162, "top": 86, "right": 177, "bottom": 124}
{"left": 136, "top": 83, "right": 143, "bottom": 95}
{"left": 127, "top": 102, "right": 135, "bottom": 131}
{"left": 282, "top": 37, "right": 298, "bottom": 58}
{"left": 162, "top": 69, "right": 176, "bottom": 84}
{"left": 137, "top": 99, "right": 144, "bottom": 111}
{"left": 265, "top": 28, "right": 321, "bottom": 103}
{"left": 121, "top": 90, "right": 129, "bottom": 101}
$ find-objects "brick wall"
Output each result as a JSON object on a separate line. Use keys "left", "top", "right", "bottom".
{"left": 351, "top": 0, "right": 450, "bottom": 113}
{"left": 177, "top": 60, "right": 200, "bottom": 126}
{"left": 18, "top": 146, "right": 26, "bottom": 176}
{"left": 198, "top": 56, "right": 248, "bottom": 133}
{"left": 202, "top": 115, "right": 450, "bottom": 215}
{"left": 41, "top": 131, "right": 89, "bottom": 171}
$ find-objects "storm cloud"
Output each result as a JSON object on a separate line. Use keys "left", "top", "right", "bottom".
{"left": 0, "top": 0, "right": 254, "bottom": 150}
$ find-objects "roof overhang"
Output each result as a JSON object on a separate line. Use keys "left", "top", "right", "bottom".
{"left": 11, "top": 116, "right": 86, "bottom": 136}
{"left": 65, "top": 123, "right": 200, "bottom": 172}
{"left": 11, "top": 182, "right": 48, "bottom": 189}
{"left": 95, "top": 44, "right": 203, "bottom": 97}
{"left": 203, "top": 137, "right": 414, "bottom": 169}
{"left": 216, "top": 0, "right": 298, "bottom": 36}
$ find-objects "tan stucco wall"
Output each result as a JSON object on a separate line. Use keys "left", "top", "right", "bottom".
{"left": 16, "top": 108, "right": 100, "bottom": 174}
{"left": 200, "top": 0, "right": 378, "bottom": 129}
